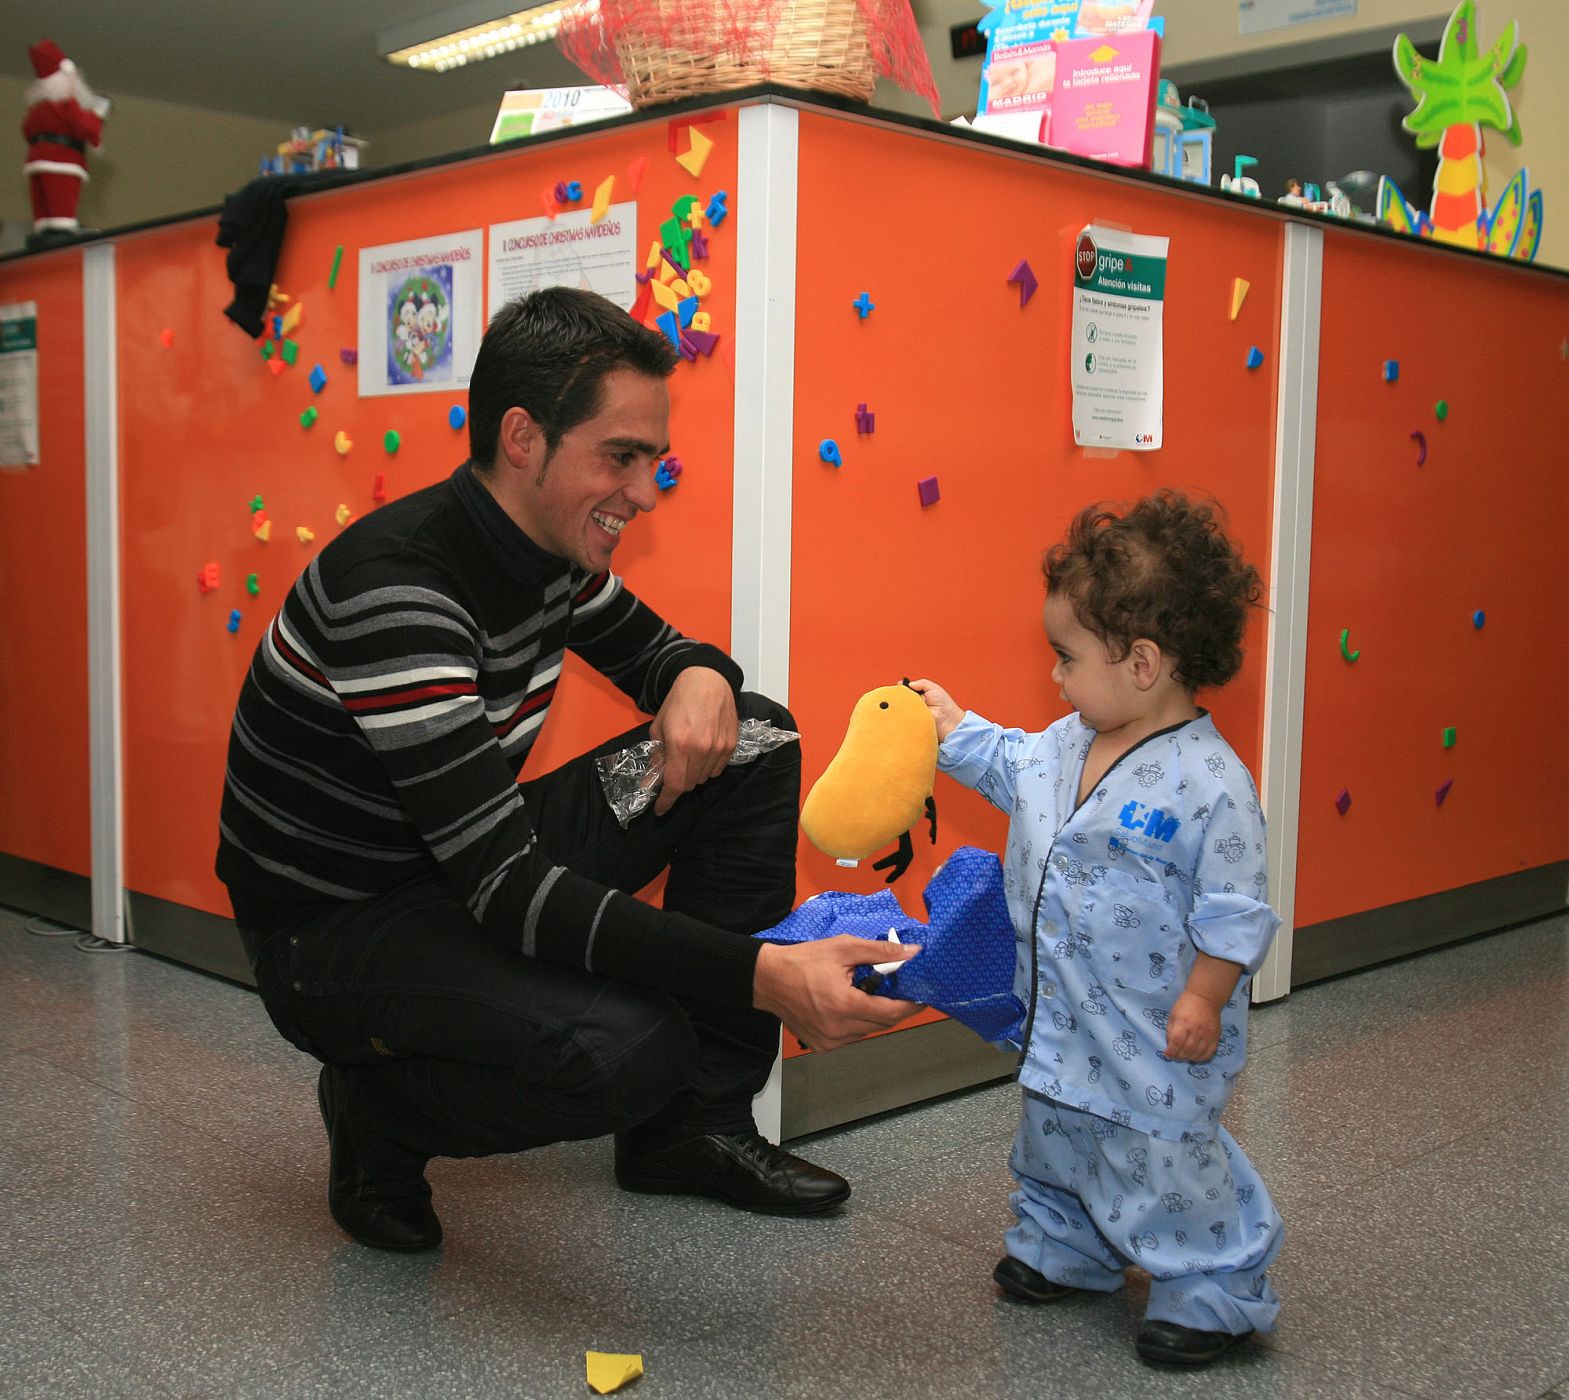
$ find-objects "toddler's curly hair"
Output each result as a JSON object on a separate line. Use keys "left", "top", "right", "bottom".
{"left": 1043, "top": 492, "right": 1263, "bottom": 691}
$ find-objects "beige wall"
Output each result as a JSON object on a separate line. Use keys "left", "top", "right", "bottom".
{"left": 0, "top": 76, "right": 505, "bottom": 250}
{"left": 370, "top": 101, "right": 502, "bottom": 169}
{"left": 1152, "top": 0, "right": 1565, "bottom": 266}
{"left": 0, "top": 77, "right": 284, "bottom": 250}
{"left": 3, "top": 3, "right": 1562, "bottom": 266}
{"left": 889, "top": 0, "right": 1564, "bottom": 268}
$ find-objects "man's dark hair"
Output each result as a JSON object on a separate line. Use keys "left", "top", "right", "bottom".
{"left": 1043, "top": 491, "right": 1263, "bottom": 691}
{"left": 467, "top": 287, "right": 678, "bottom": 471}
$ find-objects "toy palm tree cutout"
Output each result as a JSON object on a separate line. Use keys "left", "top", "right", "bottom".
{"left": 1377, "top": 0, "right": 1543, "bottom": 262}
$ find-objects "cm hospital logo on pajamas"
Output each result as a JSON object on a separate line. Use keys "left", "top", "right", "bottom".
{"left": 1117, "top": 800, "right": 1179, "bottom": 844}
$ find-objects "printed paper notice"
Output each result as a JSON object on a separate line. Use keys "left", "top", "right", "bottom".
{"left": 357, "top": 231, "right": 484, "bottom": 397}
{"left": 1070, "top": 225, "right": 1168, "bottom": 451}
{"left": 1240, "top": 0, "right": 1355, "bottom": 36}
{"left": 488, "top": 203, "right": 637, "bottom": 320}
{"left": 0, "top": 302, "right": 39, "bottom": 470}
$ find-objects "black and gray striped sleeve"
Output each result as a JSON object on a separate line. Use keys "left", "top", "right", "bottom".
{"left": 567, "top": 571, "right": 743, "bottom": 713}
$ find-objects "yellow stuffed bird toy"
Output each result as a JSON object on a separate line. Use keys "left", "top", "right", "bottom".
{"left": 800, "top": 680, "right": 939, "bottom": 883}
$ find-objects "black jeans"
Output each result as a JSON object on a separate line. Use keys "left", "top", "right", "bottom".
{"left": 242, "top": 693, "right": 799, "bottom": 1174}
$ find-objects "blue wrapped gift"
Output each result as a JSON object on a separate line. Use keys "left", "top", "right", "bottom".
{"left": 757, "top": 846, "right": 1025, "bottom": 1046}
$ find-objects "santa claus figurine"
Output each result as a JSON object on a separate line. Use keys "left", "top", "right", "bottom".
{"left": 22, "top": 39, "right": 110, "bottom": 249}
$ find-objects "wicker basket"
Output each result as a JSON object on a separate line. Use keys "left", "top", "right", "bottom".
{"left": 612, "top": 0, "right": 876, "bottom": 107}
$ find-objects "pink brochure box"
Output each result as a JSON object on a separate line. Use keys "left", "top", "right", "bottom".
{"left": 1046, "top": 30, "right": 1161, "bottom": 168}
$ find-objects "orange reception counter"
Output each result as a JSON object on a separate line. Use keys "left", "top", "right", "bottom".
{"left": 2, "top": 89, "right": 1565, "bottom": 1139}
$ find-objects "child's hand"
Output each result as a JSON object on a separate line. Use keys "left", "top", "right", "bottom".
{"left": 1164, "top": 989, "right": 1221, "bottom": 1062}
{"left": 907, "top": 678, "right": 964, "bottom": 743}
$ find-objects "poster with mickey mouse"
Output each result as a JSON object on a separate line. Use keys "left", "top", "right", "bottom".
{"left": 357, "top": 230, "right": 483, "bottom": 397}
{"left": 386, "top": 268, "right": 453, "bottom": 387}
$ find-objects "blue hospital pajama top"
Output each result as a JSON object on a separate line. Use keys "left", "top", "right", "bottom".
{"left": 938, "top": 710, "right": 1281, "bottom": 1139}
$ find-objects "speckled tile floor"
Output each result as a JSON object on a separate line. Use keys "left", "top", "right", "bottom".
{"left": 3, "top": 904, "right": 1567, "bottom": 1400}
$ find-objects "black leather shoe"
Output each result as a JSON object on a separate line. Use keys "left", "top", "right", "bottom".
{"left": 1136, "top": 1320, "right": 1253, "bottom": 1366}
{"left": 318, "top": 1067, "right": 442, "bottom": 1251}
{"left": 993, "top": 1255, "right": 1081, "bottom": 1303}
{"left": 614, "top": 1130, "right": 850, "bottom": 1215}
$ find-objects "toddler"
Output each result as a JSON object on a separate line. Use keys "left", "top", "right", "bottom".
{"left": 912, "top": 491, "right": 1283, "bottom": 1367}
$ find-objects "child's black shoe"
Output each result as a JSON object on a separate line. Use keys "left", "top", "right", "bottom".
{"left": 992, "top": 1255, "right": 1080, "bottom": 1303}
{"left": 1135, "top": 1320, "right": 1252, "bottom": 1365}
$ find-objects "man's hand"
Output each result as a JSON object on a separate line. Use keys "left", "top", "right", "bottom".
{"left": 650, "top": 668, "right": 738, "bottom": 816}
{"left": 753, "top": 937, "right": 923, "bottom": 1052}
{"left": 1164, "top": 989, "right": 1222, "bottom": 1062}
{"left": 907, "top": 678, "right": 964, "bottom": 743}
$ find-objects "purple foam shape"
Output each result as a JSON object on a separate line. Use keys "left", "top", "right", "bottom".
{"left": 339, "top": 347, "right": 358, "bottom": 365}
{"left": 1334, "top": 788, "right": 1352, "bottom": 816}
{"left": 663, "top": 252, "right": 687, "bottom": 280}
{"left": 684, "top": 329, "right": 720, "bottom": 357}
{"left": 917, "top": 475, "right": 940, "bottom": 508}
{"left": 855, "top": 403, "right": 875, "bottom": 434}
{"left": 1435, "top": 778, "right": 1454, "bottom": 807}
{"left": 661, "top": 455, "right": 684, "bottom": 478}
{"left": 691, "top": 227, "right": 710, "bottom": 259}
{"left": 635, "top": 268, "right": 654, "bottom": 284}
{"left": 1007, "top": 258, "right": 1038, "bottom": 307}
{"left": 677, "top": 334, "right": 698, "bottom": 363}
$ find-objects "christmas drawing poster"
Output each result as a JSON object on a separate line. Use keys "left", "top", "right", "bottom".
{"left": 487, "top": 203, "right": 638, "bottom": 322}
{"left": 357, "top": 230, "right": 484, "bottom": 397}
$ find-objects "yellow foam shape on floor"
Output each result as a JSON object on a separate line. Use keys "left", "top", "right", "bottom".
{"left": 675, "top": 126, "right": 713, "bottom": 178}
{"left": 1229, "top": 278, "right": 1250, "bottom": 321}
{"left": 590, "top": 174, "right": 615, "bottom": 225}
{"left": 585, "top": 1351, "right": 643, "bottom": 1394}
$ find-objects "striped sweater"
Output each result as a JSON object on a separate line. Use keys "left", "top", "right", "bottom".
{"left": 216, "top": 462, "right": 758, "bottom": 1006}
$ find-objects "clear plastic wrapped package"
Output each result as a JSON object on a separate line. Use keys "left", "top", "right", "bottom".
{"left": 596, "top": 718, "right": 800, "bottom": 827}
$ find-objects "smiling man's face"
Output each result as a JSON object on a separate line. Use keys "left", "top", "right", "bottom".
{"left": 505, "top": 367, "right": 670, "bottom": 572}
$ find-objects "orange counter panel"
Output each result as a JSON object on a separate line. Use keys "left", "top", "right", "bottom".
{"left": 787, "top": 113, "right": 1283, "bottom": 1049}
{"left": 115, "top": 125, "right": 739, "bottom": 917}
{"left": 1293, "top": 232, "right": 1569, "bottom": 928}
{"left": 0, "top": 250, "right": 91, "bottom": 877}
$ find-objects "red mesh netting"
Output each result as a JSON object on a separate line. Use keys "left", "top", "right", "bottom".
{"left": 557, "top": 0, "right": 940, "bottom": 116}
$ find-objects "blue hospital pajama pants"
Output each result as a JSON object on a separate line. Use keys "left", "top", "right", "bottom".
{"left": 1004, "top": 1091, "right": 1283, "bottom": 1335}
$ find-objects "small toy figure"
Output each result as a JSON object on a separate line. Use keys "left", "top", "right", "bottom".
{"left": 21, "top": 39, "right": 109, "bottom": 249}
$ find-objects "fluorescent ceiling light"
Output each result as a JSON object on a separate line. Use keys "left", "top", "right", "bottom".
{"left": 378, "top": 0, "right": 598, "bottom": 72}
